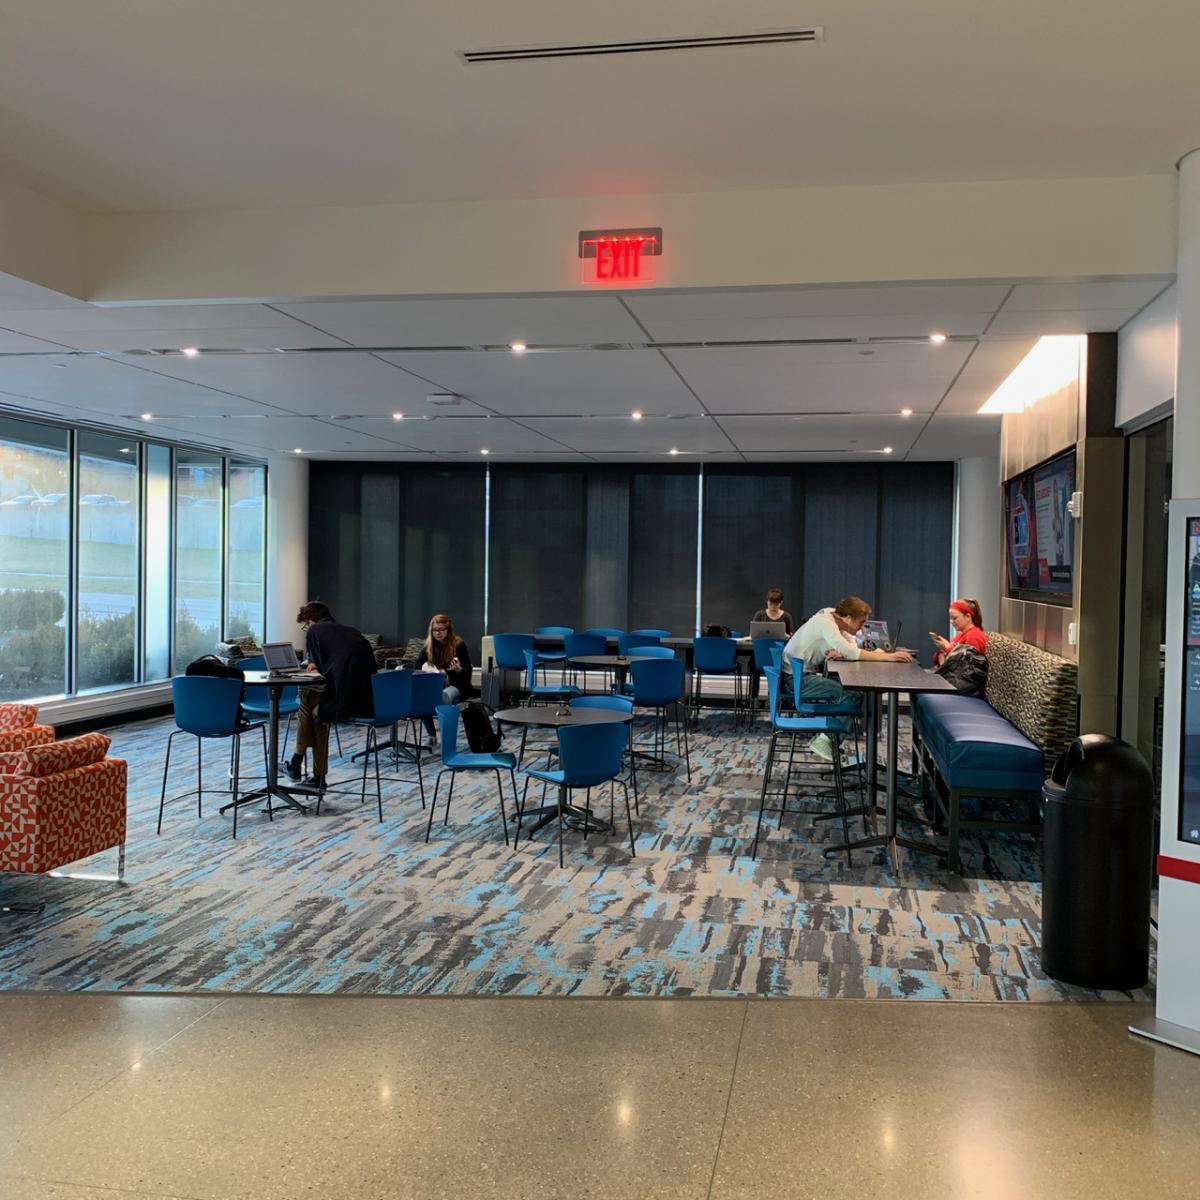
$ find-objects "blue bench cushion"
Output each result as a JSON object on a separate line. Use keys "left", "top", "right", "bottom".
{"left": 911, "top": 692, "right": 1045, "bottom": 793}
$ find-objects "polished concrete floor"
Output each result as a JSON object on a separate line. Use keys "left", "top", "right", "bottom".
{"left": 1, "top": 994, "right": 1196, "bottom": 1199}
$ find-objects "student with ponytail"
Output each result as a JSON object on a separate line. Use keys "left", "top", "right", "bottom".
{"left": 930, "top": 598, "right": 987, "bottom": 666}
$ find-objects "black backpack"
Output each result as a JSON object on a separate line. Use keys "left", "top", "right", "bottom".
{"left": 703, "top": 623, "right": 732, "bottom": 638}
{"left": 935, "top": 645, "right": 988, "bottom": 697}
{"left": 460, "top": 701, "right": 502, "bottom": 752}
{"left": 185, "top": 654, "right": 245, "bottom": 681}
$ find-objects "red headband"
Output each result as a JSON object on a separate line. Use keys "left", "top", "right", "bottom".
{"left": 950, "top": 600, "right": 972, "bottom": 617}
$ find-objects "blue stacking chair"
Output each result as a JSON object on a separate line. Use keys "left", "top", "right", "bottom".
{"left": 628, "top": 656, "right": 691, "bottom": 782}
{"left": 630, "top": 628, "right": 671, "bottom": 638}
{"left": 616, "top": 643, "right": 675, "bottom": 695}
{"left": 492, "top": 632, "right": 535, "bottom": 703}
{"left": 348, "top": 670, "right": 437, "bottom": 820}
{"left": 564, "top": 631, "right": 607, "bottom": 690}
{"left": 691, "top": 636, "right": 744, "bottom": 726}
{"left": 618, "top": 632, "right": 660, "bottom": 656}
{"left": 425, "top": 705, "right": 517, "bottom": 846}
{"left": 522, "top": 649, "right": 582, "bottom": 704}
{"left": 750, "top": 637, "right": 786, "bottom": 722}
{"left": 572, "top": 694, "right": 639, "bottom": 813}
{"left": 517, "top": 720, "right": 636, "bottom": 867}
{"left": 584, "top": 627, "right": 624, "bottom": 638}
{"left": 751, "top": 666, "right": 858, "bottom": 862}
{"left": 533, "top": 625, "right": 573, "bottom": 675}
{"left": 158, "top": 676, "right": 268, "bottom": 839}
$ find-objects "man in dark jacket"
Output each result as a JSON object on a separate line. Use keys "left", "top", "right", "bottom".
{"left": 286, "top": 601, "right": 376, "bottom": 789}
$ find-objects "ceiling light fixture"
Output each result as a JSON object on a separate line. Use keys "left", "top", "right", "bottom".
{"left": 293, "top": 447, "right": 304, "bottom": 454}
{"left": 51, "top": 362, "right": 66, "bottom": 369}
{"left": 979, "top": 334, "right": 1085, "bottom": 414}
{"left": 510, "top": 342, "right": 527, "bottom": 354}
{"left": 882, "top": 446, "right": 894, "bottom": 455}
{"left": 669, "top": 448, "right": 680, "bottom": 456}
{"left": 631, "top": 410, "right": 643, "bottom": 420}
{"left": 119, "top": 448, "right": 132, "bottom": 454}
{"left": 392, "top": 412, "right": 404, "bottom": 421}
{"left": 900, "top": 408, "right": 913, "bottom": 417}
{"left": 140, "top": 412, "right": 153, "bottom": 421}
{"left": 929, "top": 333, "right": 947, "bottom": 345}
{"left": 181, "top": 347, "right": 200, "bottom": 358}
{"left": 480, "top": 448, "right": 490, "bottom": 455}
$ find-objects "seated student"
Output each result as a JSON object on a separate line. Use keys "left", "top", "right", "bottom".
{"left": 930, "top": 598, "right": 987, "bottom": 666}
{"left": 750, "top": 587, "right": 794, "bottom": 636}
{"left": 414, "top": 613, "right": 474, "bottom": 745}
{"left": 782, "top": 595, "right": 913, "bottom": 762}
{"left": 284, "top": 601, "right": 377, "bottom": 790}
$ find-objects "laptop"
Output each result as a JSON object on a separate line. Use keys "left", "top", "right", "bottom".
{"left": 857, "top": 620, "right": 890, "bottom": 649}
{"left": 261, "top": 642, "right": 308, "bottom": 675}
{"left": 749, "top": 620, "right": 787, "bottom": 640}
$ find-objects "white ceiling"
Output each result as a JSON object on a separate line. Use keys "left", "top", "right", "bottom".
{"left": 0, "top": 277, "right": 1171, "bottom": 462}
{"left": 1, "top": 3, "right": 1198, "bottom": 212}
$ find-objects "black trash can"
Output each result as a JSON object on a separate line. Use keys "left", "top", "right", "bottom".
{"left": 1041, "top": 734, "right": 1154, "bottom": 990}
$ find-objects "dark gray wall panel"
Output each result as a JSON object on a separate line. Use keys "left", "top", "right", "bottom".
{"left": 800, "top": 465, "right": 881, "bottom": 622}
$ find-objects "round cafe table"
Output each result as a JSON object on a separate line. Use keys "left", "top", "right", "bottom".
{"left": 494, "top": 705, "right": 636, "bottom": 838}
{"left": 567, "top": 653, "right": 658, "bottom": 693}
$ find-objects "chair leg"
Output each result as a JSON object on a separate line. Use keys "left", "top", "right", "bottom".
{"left": 833, "top": 737, "right": 852, "bottom": 866}
{"left": 622, "top": 780, "right": 636, "bottom": 857}
{"left": 508, "top": 770, "right": 519, "bottom": 845}
{"left": 359, "top": 727, "right": 372, "bottom": 808}
{"left": 556, "top": 783, "right": 565, "bottom": 869}
{"left": 514, "top": 774, "right": 531, "bottom": 851}
{"left": 752, "top": 730, "right": 778, "bottom": 859}
{"left": 196, "top": 735, "right": 204, "bottom": 818}
{"left": 117, "top": 842, "right": 126, "bottom": 881}
{"left": 260, "top": 725, "right": 273, "bottom": 822}
{"left": 157, "top": 729, "right": 178, "bottom": 835}
{"left": 281, "top": 713, "right": 294, "bottom": 759}
{"left": 231, "top": 733, "right": 241, "bottom": 840}
{"left": 374, "top": 729, "right": 384, "bottom": 822}
{"left": 494, "top": 770, "right": 510, "bottom": 846}
{"left": 333, "top": 722, "right": 344, "bottom": 758}
{"left": 426, "top": 771, "right": 445, "bottom": 842}
{"left": 444, "top": 771, "right": 456, "bottom": 825}
{"left": 680, "top": 704, "right": 692, "bottom": 783}
{"left": 780, "top": 731, "right": 798, "bottom": 829}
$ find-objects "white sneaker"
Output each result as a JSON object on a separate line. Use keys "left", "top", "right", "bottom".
{"left": 809, "top": 733, "right": 836, "bottom": 763}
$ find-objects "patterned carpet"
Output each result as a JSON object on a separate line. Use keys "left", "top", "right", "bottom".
{"left": 0, "top": 707, "right": 1155, "bottom": 1002}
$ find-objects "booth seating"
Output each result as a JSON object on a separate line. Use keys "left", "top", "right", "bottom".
{"left": 0, "top": 732, "right": 128, "bottom": 879}
{"left": 911, "top": 633, "right": 1078, "bottom": 871}
{"left": 0, "top": 703, "right": 55, "bottom": 754}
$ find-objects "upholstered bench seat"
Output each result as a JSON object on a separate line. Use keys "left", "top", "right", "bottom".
{"left": 911, "top": 693, "right": 1045, "bottom": 793}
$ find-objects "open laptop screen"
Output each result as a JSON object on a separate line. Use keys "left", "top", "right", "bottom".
{"left": 261, "top": 642, "right": 300, "bottom": 671}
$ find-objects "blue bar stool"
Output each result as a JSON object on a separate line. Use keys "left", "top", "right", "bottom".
{"left": 425, "top": 705, "right": 517, "bottom": 846}
{"left": 749, "top": 637, "right": 786, "bottom": 722}
{"left": 691, "top": 635, "right": 743, "bottom": 726}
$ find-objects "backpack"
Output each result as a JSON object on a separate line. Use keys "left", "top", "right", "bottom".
{"left": 185, "top": 654, "right": 245, "bottom": 681}
{"left": 703, "top": 623, "right": 732, "bottom": 638}
{"left": 935, "top": 644, "right": 988, "bottom": 697}
{"left": 460, "top": 701, "right": 502, "bottom": 753}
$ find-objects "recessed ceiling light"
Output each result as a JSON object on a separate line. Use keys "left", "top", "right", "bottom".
{"left": 929, "top": 333, "right": 947, "bottom": 345}
{"left": 669, "top": 448, "right": 680, "bottom": 456}
{"left": 140, "top": 412, "right": 153, "bottom": 421}
{"left": 883, "top": 446, "right": 894, "bottom": 454}
{"left": 631, "top": 410, "right": 643, "bottom": 420}
{"left": 480, "top": 448, "right": 490, "bottom": 455}
{"left": 510, "top": 342, "right": 527, "bottom": 354}
{"left": 293, "top": 447, "right": 304, "bottom": 454}
{"left": 51, "top": 362, "right": 66, "bottom": 369}
{"left": 857, "top": 349, "right": 874, "bottom": 357}
{"left": 118, "top": 448, "right": 132, "bottom": 454}
{"left": 900, "top": 408, "right": 913, "bottom": 417}
{"left": 181, "top": 347, "right": 200, "bottom": 358}
{"left": 392, "top": 412, "right": 404, "bottom": 420}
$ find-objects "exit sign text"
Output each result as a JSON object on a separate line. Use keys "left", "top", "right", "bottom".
{"left": 578, "top": 227, "right": 661, "bottom": 286}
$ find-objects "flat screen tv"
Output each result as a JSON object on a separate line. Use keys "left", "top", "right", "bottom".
{"left": 1004, "top": 449, "right": 1076, "bottom": 605}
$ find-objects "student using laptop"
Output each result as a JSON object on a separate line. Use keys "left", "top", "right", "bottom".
{"left": 284, "top": 600, "right": 377, "bottom": 790}
{"left": 750, "top": 587, "right": 794, "bottom": 636}
{"left": 782, "top": 596, "right": 913, "bottom": 762}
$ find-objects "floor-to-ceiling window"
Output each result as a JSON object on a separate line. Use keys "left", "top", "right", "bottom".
{"left": 77, "top": 431, "right": 140, "bottom": 691}
{"left": 173, "top": 450, "right": 224, "bottom": 671}
{"left": 227, "top": 461, "right": 266, "bottom": 642}
{"left": 0, "top": 418, "right": 70, "bottom": 700}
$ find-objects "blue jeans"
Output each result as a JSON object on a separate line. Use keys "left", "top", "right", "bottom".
{"left": 785, "top": 671, "right": 861, "bottom": 734}
{"left": 423, "top": 685, "right": 462, "bottom": 736}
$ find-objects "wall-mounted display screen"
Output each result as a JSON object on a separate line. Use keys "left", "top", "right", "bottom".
{"left": 1004, "top": 449, "right": 1076, "bottom": 605}
{"left": 1180, "top": 515, "right": 1200, "bottom": 845}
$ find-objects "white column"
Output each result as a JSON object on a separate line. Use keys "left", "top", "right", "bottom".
{"left": 265, "top": 454, "right": 309, "bottom": 642}
{"left": 953, "top": 456, "right": 1001, "bottom": 624}
{"left": 1140, "top": 148, "right": 1200, "bottom": 1049}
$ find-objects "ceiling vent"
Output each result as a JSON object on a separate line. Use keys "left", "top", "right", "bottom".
{"left": 462, "top": 27, "right": 822, "bottom": 64}
{"left": 426, "top": 393, "right": 463, "bottom": 406}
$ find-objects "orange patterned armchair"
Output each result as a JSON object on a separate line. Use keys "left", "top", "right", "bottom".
{"left": 0, "top": 703, "right": 55, "bottom": 754}
{"left": 0, "top": 732, "right": 127, "bottom": 878}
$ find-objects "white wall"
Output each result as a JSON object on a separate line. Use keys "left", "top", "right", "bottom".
{"left": 954, "top": 456, "right": 1001, "bottom": 629}
{"left": 1117, "top": 283, "right": 1177, "bottom": 429}
{"left": 265, "top": 454, "right": 309, "bottom": 642}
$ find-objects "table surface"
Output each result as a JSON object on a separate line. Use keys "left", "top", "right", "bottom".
{"left": 831, "top": 660, "right": 954, "bottom": 693}
{"left": 243, "top": 669, "right": 325, "bottom": 686}
{"left": 493, "top": 706, "right": 632, "bottom": 728}
{"left": 568, "top": 654, "right": 658, "bottom": 667}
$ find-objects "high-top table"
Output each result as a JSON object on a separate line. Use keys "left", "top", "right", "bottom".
{"left": 830, "top": 660, "right": 955, "bottom": 864}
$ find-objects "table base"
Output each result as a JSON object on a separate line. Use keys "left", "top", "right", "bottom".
{"left": 517, "top": 802, "right": 615, "bottom": 837}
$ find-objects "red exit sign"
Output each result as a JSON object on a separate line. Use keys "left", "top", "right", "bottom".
{"left": 578, "top": 227, "right": 661, "bottom": 286}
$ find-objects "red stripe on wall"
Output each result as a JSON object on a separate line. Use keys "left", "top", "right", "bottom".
{"left": 1159, "top": 854, "right": 1200, "bottom": 885}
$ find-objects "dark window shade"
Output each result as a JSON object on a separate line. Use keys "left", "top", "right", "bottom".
{"left": 877, "top": 463, "right": 955, "bottom": 667}
{"left": 488, "top": 467, "right": 586, "bottom": 632}
{"left": 800, "top": 465, "right": 881, "bottom": 622}
{"left": 307, "top": 468, "right": 363, "bottom": 627}
{"left": 628, "top": 468, "right": 699, "bottom": 635}
{"left": 582, "top": 467, "right": 631, "bottom": 632}
{"left": 701, "top": 467, "right": 802, "bottom": 631}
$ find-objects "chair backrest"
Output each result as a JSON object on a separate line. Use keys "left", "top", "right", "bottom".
{"left": 787, "top": 656, "right": 808, "bottom": 709}
{"left": 753, "top": 637, "right": 786, "bottom": 671}
{"left": 629, "top": 656, "right": 685, "bottom": 706}
{"left": 492, "top": 633, "right": 536, "bottom": 670}
{"left": 557, "top": 721, "right": 628, "bottom": 787}
{"left": 239, "top": 654, "right": 266, "bottom": 671}
{"left": 571, "top": 694, "right": 634, "bottom": 714}
{"left": 630, "top": 628, "right": 671, "bottom": 638}
{"left": 693, "top": 635, "right": 736, "bottom": 672}
{"left": 408, "top": 670, "right": 445, "bottom": 717}
{"left": 564, "top": 632, "right": 607, "bottom": 658}
{"left": 764, "top": 665, "right": 783, "bottom": 721}
{"left": 238, "top": 654, "right": 298, "bottom": 704}
{"left": 632, "top": 645, "right": 675, "bottom": 659}
{"left": 770, "top": 644, "right": 784, "bottom": 671}
{"left": 522, "top": 649, "right": 545, "bottom": 688}
{"left": 370, "top": 668, "right": 414, "bottom": 723}
{"left": 534, "top": 626, "right": 574, "bottom": 637}
{"left": 618, "top": 632, "right": 660, "bottom": 655}
{"left": 435, "top": 704, "right": 461, "bottom": 761}
{"left": 172, "top": 675, "right": 244, "bottom": 736}
{"left": 584, "top": 627, "right": 624, "bottom": 638}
